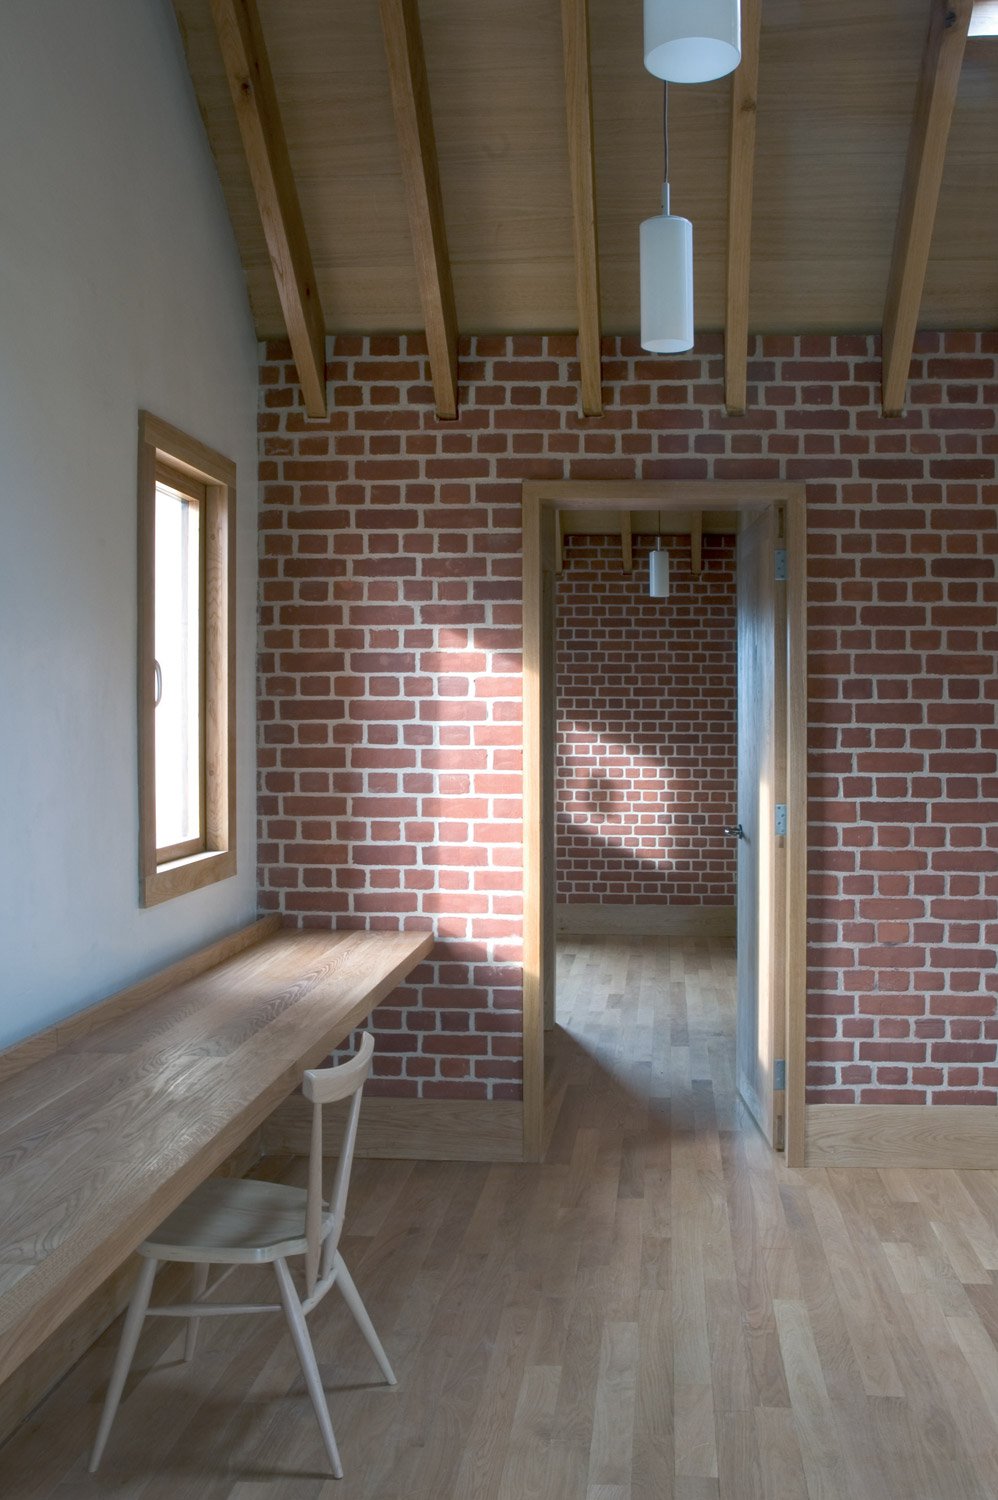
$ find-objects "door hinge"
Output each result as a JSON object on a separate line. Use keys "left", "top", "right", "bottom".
{"left": 774, "top": 1058, "right": 786, "bottom": 1091}
{"left": 775, "top": 803, "right": 787, "bottom": 836}
{"left": 775, "top": 547, "right": 788, "bottom": 581}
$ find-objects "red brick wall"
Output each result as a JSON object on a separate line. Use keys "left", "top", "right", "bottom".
{"left": 257, "top": 330, "right": 998, "bottom": 1106}
{"left": 556, "top": 531, "right": 737, "bottom": 906}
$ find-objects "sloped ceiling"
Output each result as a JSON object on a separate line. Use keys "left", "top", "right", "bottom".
{"left": 172, "top": 0, "right": 998, "bottom": 337}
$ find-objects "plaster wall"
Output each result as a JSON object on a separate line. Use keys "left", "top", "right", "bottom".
{"left": 0, "top": 0, "right": 261, "bottom": 1047}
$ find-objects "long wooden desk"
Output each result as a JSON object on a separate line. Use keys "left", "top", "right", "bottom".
{"left": 0, "top": 926, "right": 432, "bottom": 1389}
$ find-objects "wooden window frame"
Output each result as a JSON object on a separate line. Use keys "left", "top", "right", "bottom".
{"left": 153, "top": 460, "right": 207, "bottom": 866}
{"left": 138, "top": 412, "right": 237, "bottom": 908}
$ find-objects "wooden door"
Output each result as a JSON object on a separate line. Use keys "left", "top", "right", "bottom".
{"left": 542, "top": 564, "right": 557, "bottom": 1030}
{"left": 735, "top": 508, "right": 787, "bottom": 1147}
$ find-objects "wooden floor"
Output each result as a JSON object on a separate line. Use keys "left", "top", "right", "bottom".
{"left": 8, "top": 935, "right": 998, "bottom": 1497}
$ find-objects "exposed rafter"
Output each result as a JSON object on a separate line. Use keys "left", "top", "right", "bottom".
{"left": 210, "top": 0, "right": 327, "bottom": 418}
{"left": 560, "top": 0, "right": 603, "bottom": 417}
{"left": 379, "top": 0, "right": 459, "bottom": 421}
{"left": 882, "top": 0, "right": 972, "bottom": 416}
{"left": 724, "top": 0, "right": 762, "bottom": 416}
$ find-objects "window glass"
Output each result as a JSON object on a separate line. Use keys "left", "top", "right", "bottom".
{"left": 154, "top": 479, "right": 202, "bottom": 853}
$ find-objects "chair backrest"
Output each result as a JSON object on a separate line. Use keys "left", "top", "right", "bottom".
{"left": 301, "top": 1030, "right": 374, "bottom": 1295}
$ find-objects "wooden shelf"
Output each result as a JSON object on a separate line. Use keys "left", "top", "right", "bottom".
{"left": 0, "top": 927, "right": 432, "bottom": 1389}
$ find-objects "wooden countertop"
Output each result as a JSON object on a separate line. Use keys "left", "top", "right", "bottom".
{"left": 0, "top": 927, "right": 433, "bottom": 1388}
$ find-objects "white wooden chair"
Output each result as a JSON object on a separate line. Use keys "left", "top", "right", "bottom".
{"left": 89, "top": 1031, "right": 393, "bottom": 1479}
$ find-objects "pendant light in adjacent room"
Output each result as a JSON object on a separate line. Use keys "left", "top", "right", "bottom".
{"left": 643, "top": 0, "right": 741, "bottom": 83}
{"left": 649, "top": 513, "right": 670, "bottom": 598}
{"left": 639, "top": 83, "right": 693, "bottom": 353}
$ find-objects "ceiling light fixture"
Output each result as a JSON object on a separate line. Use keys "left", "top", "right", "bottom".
{"left": 644, "top": 0, "right": 742, "bottom": 82}
{"left": 649, "top": 514, "right": 671, "bottom": 598}
{"left": 640, "top": 83, "right": 694, "bottom": 353}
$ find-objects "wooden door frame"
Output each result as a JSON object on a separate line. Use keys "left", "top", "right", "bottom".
{"left": 522, "top": 480, "right": 808, "bottom": 1166}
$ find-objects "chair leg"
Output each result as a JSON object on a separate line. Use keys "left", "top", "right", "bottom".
{"left": 88, "top": 1256, "right": 158, "bottom": 1472}
{"left": 184, "top": 1262, "right": 210, "bottom": 1362}
{"left": 334, "top": 1252, "right": 397, "bottom": 1385}
{"left": 273, "top": 1258, "right": 343, "bottom": 1479}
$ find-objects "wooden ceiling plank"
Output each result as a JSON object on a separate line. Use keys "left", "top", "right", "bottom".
{"left": 724, "top": 0, "right": 762, "bottom": 416}
{"left": 560, "top": 508, "right": 741, "bottom": 536}
{"left": 379, "top": 0, "right": 459, "bottom": 421}
{"left": 209, "top": 0, "right": 327, "bottom": 418}
{"left": 882, "top": 0, "right": 972, "bottom": 417}
{"left": 179, "top": 1, "right": 998, "bottom": 343}
{"left": 561, "top": 0, "right": 603, "bottom": 417}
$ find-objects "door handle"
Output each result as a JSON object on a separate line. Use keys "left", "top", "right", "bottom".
{"left": 722, "top": 824, "right": 745, "bottom": 839}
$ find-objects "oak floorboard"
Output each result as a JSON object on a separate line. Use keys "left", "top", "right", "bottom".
{"left": 496, "top": 1362, "right": 561, "bottom": 1500}
{"left": 11, "top": 934, "right": 998, "bottom": 1497}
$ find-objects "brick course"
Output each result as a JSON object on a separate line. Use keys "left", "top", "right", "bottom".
{"left": 258, "top": 330, "right": 998, "bottom": 1105}
{"left": 556, "top": 531, "right": 737, "bottom": 906}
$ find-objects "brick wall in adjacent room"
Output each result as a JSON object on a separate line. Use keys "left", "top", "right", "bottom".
{"left": 257, "top": 330, "right": 998, "bottom": 1105}
{"left": 555, "top": 530, "right": 737, "bottom": 906}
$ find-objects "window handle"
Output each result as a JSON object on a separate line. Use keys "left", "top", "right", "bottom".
{"left": 722, "top": 824, "right": 745, "bottom": 839}
{"left": 153, "top": 659, "right": 163, "bottom": 707}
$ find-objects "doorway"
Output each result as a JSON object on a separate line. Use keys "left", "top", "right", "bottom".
{"left": 522, "top": 481, "right": 807, "bottom": 1165}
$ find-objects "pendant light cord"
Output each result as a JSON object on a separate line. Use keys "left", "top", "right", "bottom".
{"left": 662, "top": 80, "right": 669, "bottom": 187}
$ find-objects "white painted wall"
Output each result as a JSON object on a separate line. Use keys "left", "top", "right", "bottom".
{"left": 0, "top": 1, "right": 261, "bottom": 1047}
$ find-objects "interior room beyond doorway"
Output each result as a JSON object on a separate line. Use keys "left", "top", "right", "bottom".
{"left": 521, "top": 481, "right": 808, "bottom": 1167}
{"left": 554, "top": 511, "right": 740, "bottom": 950}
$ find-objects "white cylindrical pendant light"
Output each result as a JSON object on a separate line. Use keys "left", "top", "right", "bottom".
{"left": 640, "top": 186, "right": 694, "bottom": 354}
{"left": 649, "top": 546, "right": 670, "bottom": 599}
{"left": 644, "top": 0, "right": 741, "bottom": 82}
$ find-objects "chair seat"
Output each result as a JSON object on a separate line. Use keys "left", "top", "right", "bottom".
{"left": 141, "top": 1176, "right": 313, "bottom": 1263}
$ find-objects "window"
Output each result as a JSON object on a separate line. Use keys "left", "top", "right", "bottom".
{"left": 138, "top": 412, "right": 236, "bottom": 906}
{"left": 970, "top": 2, "right": 998, "bottom": 37}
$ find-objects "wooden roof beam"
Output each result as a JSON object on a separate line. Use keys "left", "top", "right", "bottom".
{"left": 379, "top": 0, "right": 459, "bottom": 421}
{"left": 560, "top": 0, "right": 603, "bottom": 417}
{"left": 724, "top": 0, "right": 762, "bottom": 416}
{"left": 210, "top": 0, "right": 327, "bottom": 418}
{"left": 882, "top": 0, "right": 972, "bottom": 417}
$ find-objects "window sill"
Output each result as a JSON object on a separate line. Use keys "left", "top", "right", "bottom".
{"left": 141, "top": 849, "right": 237, "bottom": 909}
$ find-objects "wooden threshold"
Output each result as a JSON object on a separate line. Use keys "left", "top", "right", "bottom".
{"left": 556, "top": 904, "right": 736, "bottom": 938}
